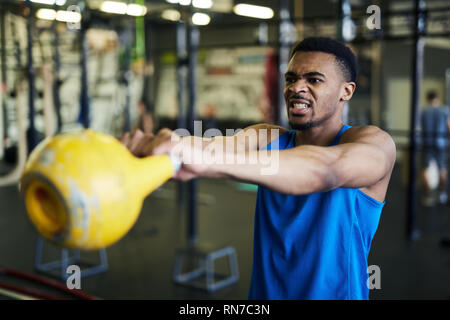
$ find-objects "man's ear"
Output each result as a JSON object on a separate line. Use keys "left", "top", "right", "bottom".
{"left": 341, "top": 82, "right": 356, "bottom": 102}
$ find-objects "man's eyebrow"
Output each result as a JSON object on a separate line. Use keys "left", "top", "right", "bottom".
{"left": 304, "top": 71, "right": 326, "bottom": 78}
{"left": 284, "top": 71, "right": 297, "bottom": 77}
{"left": 284, "top": 71, "right": 326, "bottom": 78}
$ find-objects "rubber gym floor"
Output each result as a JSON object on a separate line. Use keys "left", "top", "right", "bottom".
{"left": 0, "top": 161, "right": 449, "bottom": 300}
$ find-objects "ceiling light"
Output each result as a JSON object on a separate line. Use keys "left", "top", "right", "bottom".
{"left": 30, "top": 0, "right": 56, "bottom": 5}
{"left": 179, "top": 0, "right": 191, "bottom": 6}
{"left": 192, "top": 12, "right": 210, "bottom": 25}
{"left": 161, "top": 9, "right": 181, "bottom": 22}
{"left": 28, "top": 0, "right": 66, "bottom": 5}
{"left": 233, "top": 3, "right": 274, "bottom": 19}
{"left": 36, "top": 8, "right": 57, "bottom": 20}
{"left": 100, "top": 1, "right": 127, "bottom": 14}
{"left": 36, "top": 8, "right": 81, "bottom": 23}
{"left": 193, "top": 0, "right": 213, "bottom": 9}
{"left": 127, "top": 4, "right": 147, "bottom": 16}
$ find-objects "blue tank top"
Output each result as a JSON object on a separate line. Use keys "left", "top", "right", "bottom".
{"left": 248, "top": 125, "right": 384, "bottom": 300}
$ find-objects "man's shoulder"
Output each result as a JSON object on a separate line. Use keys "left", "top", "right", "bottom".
{"left": 341, "top": 125, "right": 396, "bottom": 153}
{"left": 421, "top": 107, "right": 434, "bottom": 117}
{"left": 340, "top": 125, "right": 396, "bottom": 173}
{"left": 341, "top": 125, "right": 389, "bottom": 140}
{"left": 439, "top": 105, "right": 450, "bottom": 115}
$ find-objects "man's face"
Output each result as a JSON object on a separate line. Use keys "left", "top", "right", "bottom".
{"left": 283, "top": 51, "right": 354, "bottom": 130}
{"left": 431, "top": 97, "right": 440, "bottom": 106}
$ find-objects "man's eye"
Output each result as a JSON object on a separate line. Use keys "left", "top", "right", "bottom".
{"left": 285, "top": 77, "right": 296, "bottom": 84}
{"left": 308, "top": 78, "right": 322, "bottom": 84}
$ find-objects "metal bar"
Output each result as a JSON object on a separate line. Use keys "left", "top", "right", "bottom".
{"left": 277, "top": 0, "right": 291, "bottom": 128}
{"left": 51, "top": 9, "right": 62, "bottom": 133}
{"left": 176, "top": 20, "right": 188, "bottom": 212}
{"left": 176, "top": 21, "right": 187, "bottom": 131}
{"left": 122, "top": 22, "right": 133, "bottom": 133}
{"left": 78, "top": 1, "right": 90, "bottom": 129}
{"left": 61, "top": 248, "right": 69, "bottom": 281}
{"left": 1, "top": 7, "right": 8, "bottom": 148}
{"left": 25, "top": 0, "right": 37, "bottom": 152}
{"left": 141, "top": 17, "right": 151, "bottom": 109}
{"left": 187, "top": 6, "right": 199, "bottom": 246}
{"left": 406, "top": 0, "right": 426, "bottom": 241}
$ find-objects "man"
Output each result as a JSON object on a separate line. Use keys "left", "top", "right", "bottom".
{"left": 420, "top": 90, "right": 449, "bottom": 206}
{"left": 121, "top": 37, "right": 396, "bottom": 300}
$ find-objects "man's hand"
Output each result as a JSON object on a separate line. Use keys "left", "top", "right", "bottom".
{"left": 119, "top": 128, "right": 204, "bottom": 181}
{"left": 119, "top": 129, "right": 154, "bottom": 157}
{"left": 120, "top": 128, "right": 181, "bottom": 158}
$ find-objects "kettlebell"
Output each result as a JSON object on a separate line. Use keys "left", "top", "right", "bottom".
{"left": 19, "top": 129, "right": 181, "bottom": 250}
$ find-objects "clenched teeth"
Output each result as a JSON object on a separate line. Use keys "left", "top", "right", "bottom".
{"left": 293, "top": 103, "right": 309, "bottom": 109}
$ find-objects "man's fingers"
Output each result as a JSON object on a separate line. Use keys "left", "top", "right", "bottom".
{"left": 119, "top": 132, "right": 131, "bottom": 147}
{"left": 158, "top": 128, "right": 173, "bottom": 137}
{"left": 146, "top": 130, "right": 179, "bottom": 156}
{"left": 129, "top": 130, "right": 145, "bottom": 154}
{"left": 121, "top": 127, "right": 179, "bottom": 157}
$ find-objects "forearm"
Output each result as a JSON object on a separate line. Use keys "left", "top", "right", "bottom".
{"left": 177, "top": 124, "right": 281, "bottom": 155}
{"left": 179, "top": 135, "right": 238, "bottom": 154}
{"left": 198, "top": 146, "right": 337, "bottom": 195}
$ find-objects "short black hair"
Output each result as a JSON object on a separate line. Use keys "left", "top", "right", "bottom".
{"left": 426, "top": 90, "right": 438, "bottom": 102}
{"left": 290, "top": 37, "right": 357, "bottom": 83}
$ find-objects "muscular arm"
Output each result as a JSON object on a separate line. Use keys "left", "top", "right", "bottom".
{"left": 196, "top": 126, "right": 396, "bottom": 195}
{"left": 122, "top": 123, "right": 286, "bottom": 181}
{"left": 122, "top": 125, "right": 395, "bottom": 196}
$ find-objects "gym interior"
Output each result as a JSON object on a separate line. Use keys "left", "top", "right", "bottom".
{"left": 0, "top": 0, "right": 449, "bottom": 300}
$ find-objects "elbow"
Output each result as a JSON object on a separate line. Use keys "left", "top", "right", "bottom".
{"left": 315, "top": 164, "right": 340, "bottom": 192}
{"left": 320, "top": 168, "right": 340, "bottom": 192}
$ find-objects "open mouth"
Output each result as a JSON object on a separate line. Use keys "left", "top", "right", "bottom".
{"left": 289, "top": 99, "right": 312, "bottom": 116}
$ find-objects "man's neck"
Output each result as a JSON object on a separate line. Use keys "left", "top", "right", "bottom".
{"left": 295, "top": 118, "right": 344, "bottom": 147}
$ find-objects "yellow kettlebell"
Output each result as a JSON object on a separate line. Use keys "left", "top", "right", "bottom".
{"left": 19, "top": 129, "right": 180, "bottom": 250}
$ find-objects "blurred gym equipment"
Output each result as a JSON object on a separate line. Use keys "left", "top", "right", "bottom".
{"left": 0, "top": 265, "right": 99, "bottom": 300}
{"left": 0, "top": 76, "right": 27, "bottom": 187}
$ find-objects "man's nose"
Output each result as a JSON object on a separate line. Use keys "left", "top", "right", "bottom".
{"left": 288, "top": 79, "right": 308, "bottom": 94}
